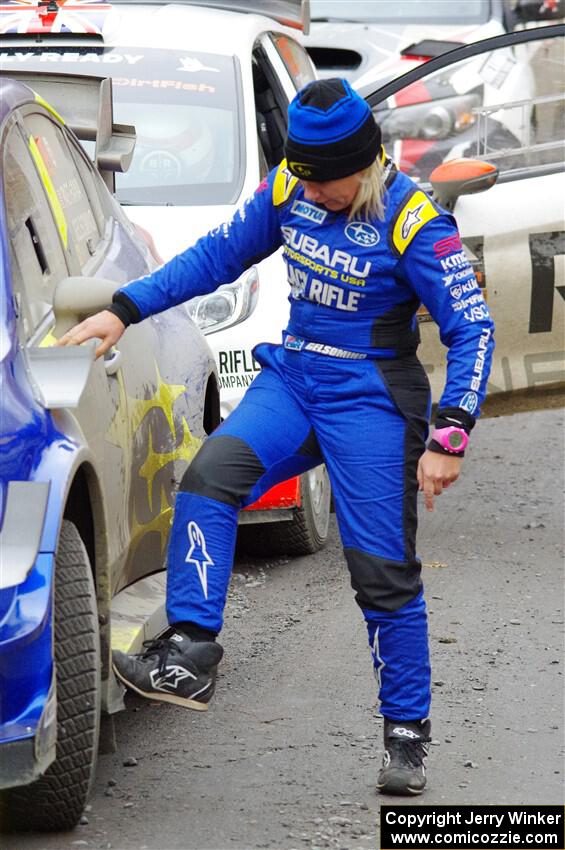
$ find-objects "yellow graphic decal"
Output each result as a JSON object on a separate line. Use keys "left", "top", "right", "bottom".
{"left": 28, "top": 135, "right": 68, "bottom": 249}
{"left": 127, "top": 363, "right": 186, "bottom": 438}
{"left": 392, "top": 190, "right": 439, "bottom": 255}
{"left": 34, "top": 92, "right": 65, "bottom": 125}
{"left": 139, "top": 418, "right": 201, "bottom": 513}
{"left": 273, "top": 159, "right": 299, "bottom": 207}
{"left": 38, "top": 329, "right": 57, "bottom": 348}
{"left": 129, "top": 486, "right": 173, "bottom": 559}
{"left": 105, "top": 363, "right": 190, "bottom": 528}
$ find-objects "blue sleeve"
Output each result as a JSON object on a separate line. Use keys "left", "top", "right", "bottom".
{"left": 116, "top": 172, "right": 282, "bottom": 320}
{"left": 399, "top": 216, "right": 495, "bottom": 419}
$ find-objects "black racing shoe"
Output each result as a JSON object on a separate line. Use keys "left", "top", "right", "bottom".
{"left": 112, "top": 631, "right": 223, "bottom": 710}
{"left": 376, "top": 718, "right": 431, "bottom": 796}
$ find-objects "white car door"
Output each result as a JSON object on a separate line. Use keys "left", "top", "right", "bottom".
{"left": 365, "top": 25, "right": 565, "bottom": 402}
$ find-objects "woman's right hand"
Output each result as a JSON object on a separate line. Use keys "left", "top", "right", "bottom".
{"left": 55, "top": 310, "right": 126, "bottom": 358}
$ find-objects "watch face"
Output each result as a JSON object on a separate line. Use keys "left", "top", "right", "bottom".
{"left": 447, "top": 430, "right": 465, "bottom": 449}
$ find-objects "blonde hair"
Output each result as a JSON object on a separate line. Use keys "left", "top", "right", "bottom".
{"left": 349, "top": 159, "right": 386, "bottom": 222}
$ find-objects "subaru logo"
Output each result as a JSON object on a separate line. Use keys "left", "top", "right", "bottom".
{"left": 460, "top": 392, "right": 478, "bottom": 414}
{"left": 344, "top": 222, "right": 380, "bottom": 247}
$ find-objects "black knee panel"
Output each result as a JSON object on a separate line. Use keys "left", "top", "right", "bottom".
{"left": 179, "top": 435, "right": 265, "bottom": 507}
{"left": 344, "top": 547, "right": 423, "bottom": 612}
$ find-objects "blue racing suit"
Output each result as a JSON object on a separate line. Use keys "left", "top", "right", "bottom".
{"left": 112, "top": 158, "right": 495, "bottom": 721}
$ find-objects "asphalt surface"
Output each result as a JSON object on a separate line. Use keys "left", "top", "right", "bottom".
{"left": 5, "top": 407, "right": 564, "bottom": 850}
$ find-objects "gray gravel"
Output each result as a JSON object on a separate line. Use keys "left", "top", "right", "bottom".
{"left": 4, "top": 407, "right": 564, "bottom": 850}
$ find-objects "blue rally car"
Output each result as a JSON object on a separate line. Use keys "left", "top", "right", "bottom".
{"left": 0, "top": 76, "right": 220, "bottom": 830}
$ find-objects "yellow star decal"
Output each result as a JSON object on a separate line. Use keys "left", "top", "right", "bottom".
{"left": 127, "top": 364, "right": 186, "bottom": 437}
{"left": 130, "top": 485, "right": 173, "bottom": 559}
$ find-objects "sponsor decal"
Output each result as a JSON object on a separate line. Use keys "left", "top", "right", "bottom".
{"left": 308, "top": 279, "right": 362, "bottom": 312}
{"left": 288, "top": 161, "right": 314, "bottom": 177}
{"left": 113, "top": 78, "right": 216, "bottom": 93}
{"left": 450, "top": 280, "right": 479, "bottom": 300}
{"left": 303, "top": 342, "right": 366, "bottom": 360}
{"left": 287, "top": 265, "right": 308, "bottom": 299}
{"left": 434, "top": 234, "right": 462, "bottom": 258}
{"left": 210, "top": 221, "right": 230, "bottom": 239}
{"left": 443, "top": 268, "right": 475, "bottom": 286}
{"left": 284, "top": 335, "right": 305, "bottom": 351}
{"left": 218, "top": 349, "right": 260, "bottom": 375}
{"left": 451, "top": 293, "right": 485, "bottom": 312}
{"left": 0, "top": 0, "right": 110, "bottom": 36}
{"left": 291, "top": 199, "right": 327, "bottom": 224}
{"left": 344, "top": 221, "right": 379, "bottom": 247}
{"left": 219, "top": 374, "right": 255, "bottom": 389}
{"left": 281, "top": 226, "right": 371, "bottom": 278}
{"left": 0, "top": 49, "right": 143, "bottom": 65}
{"left": 400, "top": 202, "right": 425, "bottom": 240}
{"left": 392, "top": 191, "right": 439, "bottom": 254}
{"left": 149, "top": 665, "right": 195, "bottom": 693}
{"left": 392, "top": 727, "right": 421, "bottom": 740}
{"left": 470, "top": 327, "right": 491, "bottom": 391}
{"left": 528, "top": 230, "right": 565, "bottom": 334}
{"left": 185, "top": 521, "right": 213, "bottom": 598}
{"left": 464, "top": 304, "right": 490, "bottom": 323}
{"left": 177, "top": 56, "right": 220, "bottom": 73}
{"left": 440, "top": 251, "right": 469, "bottom": 273}
{"left": 273, "top": 161, "right": 298, "bottom": 206}
{"left": 460, "top": 391, "right": 479, "bottom": 414}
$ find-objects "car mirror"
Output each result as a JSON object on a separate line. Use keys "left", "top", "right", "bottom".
{"left": 430, "top": 158, "right": 499, "bottom": 210}
{"left": 52, "top": 276, "right": 119, "bottom": 337}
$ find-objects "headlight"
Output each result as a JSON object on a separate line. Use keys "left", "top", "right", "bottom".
{"left": 186, "top": 267, "right": 259, "bottom": 335}
{"left": 376, "top": 93, "right": 481, "bottom": 142}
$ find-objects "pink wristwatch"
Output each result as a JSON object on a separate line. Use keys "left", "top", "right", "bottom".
{"left": 431, "top": 426, "right": 468, "bottom": 454}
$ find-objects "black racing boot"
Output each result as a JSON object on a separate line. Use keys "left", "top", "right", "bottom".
{"left": 112, "top": 631, "right": 223, "bottom": 710}
{"left": 376, "top": 718, "right": 431, "bottom": 795}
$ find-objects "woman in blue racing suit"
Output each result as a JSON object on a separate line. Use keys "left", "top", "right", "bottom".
{"left": 60, "top": 78, "right": 495, "bottom": 796}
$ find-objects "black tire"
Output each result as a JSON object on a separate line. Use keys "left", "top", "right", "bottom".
{"left": 238, "top": 466, "right": 331, "bottom": 557}
{"left": 1, "top": 520, "right": 101, "bottom": 832}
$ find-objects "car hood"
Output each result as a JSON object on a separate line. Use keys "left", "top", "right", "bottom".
{"left": 302, "top": 19, "right": 505, "bottom": 89}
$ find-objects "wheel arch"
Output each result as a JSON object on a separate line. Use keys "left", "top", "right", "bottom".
{"left": 63, "top": 462, "right": 105, "bottom": 585}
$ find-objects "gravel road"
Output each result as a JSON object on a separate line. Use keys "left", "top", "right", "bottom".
{"left": 5, "top": 407, "right": 564, "bottom": 850}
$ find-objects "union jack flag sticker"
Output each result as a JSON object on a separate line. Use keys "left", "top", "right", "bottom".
{"left": 0, "top": 0, "right": 109, "bottom": 36}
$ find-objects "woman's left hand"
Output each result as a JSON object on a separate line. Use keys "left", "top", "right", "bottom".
{"left": 417, "top": 449, "right": 462, "bottom": 512}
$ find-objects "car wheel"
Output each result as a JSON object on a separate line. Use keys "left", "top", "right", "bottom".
{"left": 238, "top": 466, "right": 331, "bottom": 557}
{"left": 1, "top": 520, "right": 101, "bottom": 831}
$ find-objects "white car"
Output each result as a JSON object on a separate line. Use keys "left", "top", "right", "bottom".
{"left": 303, "top": 0, "right": 564, "bottom": 87}
{"left": 0, "top": 0, "right": 332, "bottom": 556}
{"left": 364, "top": 25, "right": 565, "bottom": 402}
{"left": 4, "top": 6, "right": 563, "bottom": 557}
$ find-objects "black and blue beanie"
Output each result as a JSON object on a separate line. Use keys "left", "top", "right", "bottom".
{"left": 285, "top": 78, "right": 381, "bottom": 182}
